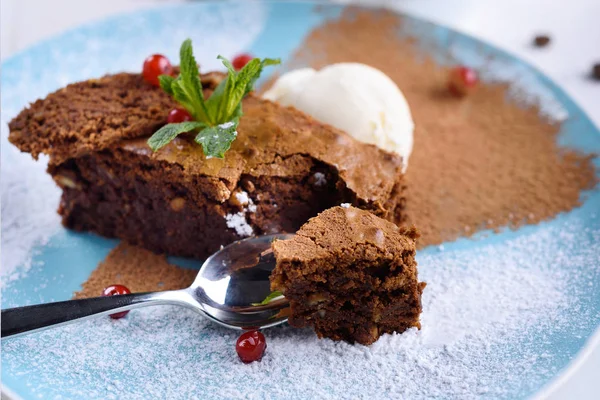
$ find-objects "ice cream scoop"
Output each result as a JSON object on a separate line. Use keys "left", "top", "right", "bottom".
{"left": 264, "top": 63, "right": 414, "bottom": 171}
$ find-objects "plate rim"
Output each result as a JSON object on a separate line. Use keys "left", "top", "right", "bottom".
{"left": 1, "top": 1, "right": 599, "bottom": 399}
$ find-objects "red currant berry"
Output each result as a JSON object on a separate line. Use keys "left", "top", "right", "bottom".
{"left": 167, "top": 108, "right": 193, "bottom": 123}
{"left": 232, "top": 53, "right": 254, "bottom": 71}
{"left": 236, "top": 330, "right": 267, "bottom": 363}
{"left": 448, "top": 66, "right": 478, "bottom": 97}
{"left": 143, "top": 54, "right": 173, "bottom": 87}
{"left": 102, "top": 284, "right": 131, "bottom": 319}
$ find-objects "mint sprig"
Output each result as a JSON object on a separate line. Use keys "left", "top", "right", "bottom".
{"left": 147, "top": 39, "right": 280, "bottom": 158}
{"left": 252, "top": 291, "right": 284, "bottom": 306}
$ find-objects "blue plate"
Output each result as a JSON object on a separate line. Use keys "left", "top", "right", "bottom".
{"left": 2, "top": 2, "right": 599, "bottom": 399}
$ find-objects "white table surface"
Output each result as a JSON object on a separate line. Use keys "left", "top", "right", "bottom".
{"left": 1, "top": 1, "right": 599, "bottom": 399}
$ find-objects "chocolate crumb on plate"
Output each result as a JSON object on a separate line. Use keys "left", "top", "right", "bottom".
{"left": 533, "top": 34, "right": 551, "bottom": 47}
{"left": 592, "top": 63, "right": 600, "bottom": 80}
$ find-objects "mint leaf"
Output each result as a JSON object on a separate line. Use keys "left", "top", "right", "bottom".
{"left": 194, "top": 121, "right": 238, "bottom": 159}
{"left": 158, "top": 75, "right": 175, "bottom": 95}
{"left": 174, "top": 39, "right": 210, "bottom": 122}
{"left": 217, "top": 55, "right": 236, "bottom": 76}
{"left": 148, "top": 121, "right": 205, "bottom": 151}
{"left": 230, "top": 103, "right": 243, "bottom": 121}
{"left": 206, "top": 71, "right": 236, "bottom": 124}
{"left": 261, "top": 58, "right": 281, "bottom": 67}
{"left": 252, "top": 291, "right": 284, "bottom": 306}
{"left": 170, "top": 80, "right": 200, "bottom": 118}
{"left": 225, "top": 58, "right": 262, "bottom": 118}
{"left": 205, "top": 76, "right": 228, "bottom": 123}
{"left": 247, "top": 58, "right": 281, "bottom": 95}
{"left": 212, "top": 55, "right": 280, "bottom": 122}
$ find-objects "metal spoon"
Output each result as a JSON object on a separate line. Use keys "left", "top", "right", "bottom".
{"left": 1, "top": 233, "right": 293, "bottom": 339}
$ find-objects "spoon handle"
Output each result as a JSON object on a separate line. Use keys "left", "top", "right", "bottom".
{"left": 1, "top": 291, "right": 186, "bottom": 338}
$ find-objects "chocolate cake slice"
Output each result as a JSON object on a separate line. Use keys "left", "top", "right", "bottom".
{"left": 270, "top": 206, "right": 425, "bottom": 345}
{"left": 9, "top": 73, "right": 406, "bottom": 260}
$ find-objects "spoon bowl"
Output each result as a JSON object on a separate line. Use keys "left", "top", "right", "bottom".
{"left": 188, "top": 233, "right": 293, "bottom": 329}
{"left": 1, "top": 234, "right": 294, "bottom": 338}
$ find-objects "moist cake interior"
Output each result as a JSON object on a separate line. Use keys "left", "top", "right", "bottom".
{"left": 51, "top": 147, "right": 355, "bottom": 259}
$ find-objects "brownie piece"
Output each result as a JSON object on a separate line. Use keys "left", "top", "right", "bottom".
{"left": 9, "top": 73, "right": 406, "bottom": 260}
{"left": 271, "top": 206, "right": 425, "bottom": 345}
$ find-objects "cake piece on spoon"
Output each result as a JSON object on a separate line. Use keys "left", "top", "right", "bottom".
{"left": 270, "top": 205, "right": 425, "bottom": 345}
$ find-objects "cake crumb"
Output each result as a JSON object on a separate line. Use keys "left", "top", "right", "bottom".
{"left": 340, "top": 203, "right": 351, "bottom": 208}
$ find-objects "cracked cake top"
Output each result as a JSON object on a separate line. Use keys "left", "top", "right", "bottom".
{"left": 9, "top": 72, "right": 404, "bottom": 210}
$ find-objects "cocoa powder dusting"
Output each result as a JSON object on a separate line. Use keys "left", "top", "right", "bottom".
{"left": 74, "top": 243, "right": 196, "bottom": 298}
{"left": 287, "top": 9, "right": 597, "bottom": 246}
{"left": 77, "top": 8, "right": 596, "bottom": 298}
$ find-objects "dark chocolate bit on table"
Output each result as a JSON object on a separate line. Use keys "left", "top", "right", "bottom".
{"left": 533, "top": 34, "right": 551, "bottom": 47}
{"left": 592, "top": 63, "right": 600, "bottom": 81}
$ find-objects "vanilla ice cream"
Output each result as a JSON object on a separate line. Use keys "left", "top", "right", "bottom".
{"left": 263, "top": 63, "right": 414, "bottom": 171}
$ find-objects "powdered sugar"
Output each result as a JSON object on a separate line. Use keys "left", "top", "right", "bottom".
{"left": 225, "top": 191, "right": 257, "bottom": 236}
{"left": 225, "top": 212, "right": 254, "bottom": 237}
{"left": 313, "top": 172, "right": 328, "bottom": 186}
{"left": 234, "top": 191, "right": 250, "bottom": 206}
{"left": 3, "top": 216, "right": 600, "bottom": 399}
{"left": 1, "top": 128, "right": 62, "bottom": 289}
{"left": 234, "top": 190, "right": 257, "bottom": 213}
{"left": 218, "top": 121, "right": 235, "bottom": 130}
